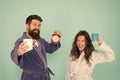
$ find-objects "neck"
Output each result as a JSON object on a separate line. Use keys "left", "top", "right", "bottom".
{"left": 26, "top": 32, "right": 39, "bottom": 40}
{"left": 26, "top": 32, "right": 33, "bottom": 39}
{"left": 80, "top": 50, "right": 84, "bottom": 54}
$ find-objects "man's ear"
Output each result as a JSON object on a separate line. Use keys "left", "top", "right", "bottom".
{"left": 26, "top": 24, "right": 29, "bottom": 33}
{"left": 26, "top": 24, "right": 29, "bottom": 29}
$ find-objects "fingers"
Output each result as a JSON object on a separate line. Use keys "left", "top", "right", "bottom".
{"left": 17, "top": 42, "right": 29, "bottom": 56}
{"left": 98, "top": 36, "right": 103, "bottom": 45}
{"left": 54, "top": 30, "right": 62, "bottom": 37}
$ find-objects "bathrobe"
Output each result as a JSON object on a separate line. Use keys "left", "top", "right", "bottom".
{"left": 66, "top": 41, "right": 115, "bottom": 80}
{"left": 11, "top": 32, "right": 61, "bottom": 80}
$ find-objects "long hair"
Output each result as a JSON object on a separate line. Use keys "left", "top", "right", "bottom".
{"left": 70, "top": 30, "right": 95, "bottom": 65}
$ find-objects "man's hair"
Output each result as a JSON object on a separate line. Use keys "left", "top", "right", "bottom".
{"left": 26, "top": 14, "right": 43, "bottom": 24}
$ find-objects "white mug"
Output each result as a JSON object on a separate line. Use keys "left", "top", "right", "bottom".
{"left": 23, "top": 39, "right": 33, "bottom": 51}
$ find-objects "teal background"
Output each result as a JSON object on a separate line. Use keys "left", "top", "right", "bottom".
{"left": 0, "top": 0, "right": 120, "bottom": 80}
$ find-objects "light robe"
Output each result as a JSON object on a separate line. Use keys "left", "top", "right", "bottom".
{"left": 66, "top": 41, "right": 115, "bottom": 80}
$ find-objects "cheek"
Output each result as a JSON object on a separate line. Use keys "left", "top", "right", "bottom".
{"left": 83, "top": 43, "right": 86, "bottom": 46}
{"left": 82, "top": 43, "right": 86, "bottom": 48}
{"left": 77, "top": 41, "right": 85, "bottom": 46}
{"left": 77, "top": 42, "right": 86, "bottom": 50}
{"left": 82, "top": 45, "right": 85, "bottom": 49}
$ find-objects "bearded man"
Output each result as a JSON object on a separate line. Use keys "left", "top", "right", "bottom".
{"left": 11, "top": 14, "right": 62, "bottom": 80}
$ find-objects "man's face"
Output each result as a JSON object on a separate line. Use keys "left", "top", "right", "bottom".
{"left": 27, "top": 20, "right": 41, "bottom": 39}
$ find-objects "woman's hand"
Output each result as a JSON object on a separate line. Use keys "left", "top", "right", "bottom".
{"left": 98, "top": 36, "right": 103, "bottom": 46}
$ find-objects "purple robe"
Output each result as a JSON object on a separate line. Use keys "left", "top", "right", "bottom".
{"left": 11, "top": 32, "right": 61, "bottom": 80}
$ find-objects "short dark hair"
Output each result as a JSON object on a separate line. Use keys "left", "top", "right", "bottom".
{"left": 26, "top": 14, "right": 43, "bottom": 24}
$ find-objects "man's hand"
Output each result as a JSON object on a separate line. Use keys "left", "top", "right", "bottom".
{"left": 53, "top": 30, "right": 62, "bottom": 38}
{"left": 17, "top": 42, "right": 29, "bottom": 56}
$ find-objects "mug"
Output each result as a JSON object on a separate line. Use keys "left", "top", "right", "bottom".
{"left": 92, "top": 33, "right": 99, "bottom": 42}
{"left": 23, "top": 39, "right": 33, "bottom": 51}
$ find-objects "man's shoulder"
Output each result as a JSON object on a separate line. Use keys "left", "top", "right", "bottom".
{"left": 15, "top": 32, "right": 27, "bottom": 42}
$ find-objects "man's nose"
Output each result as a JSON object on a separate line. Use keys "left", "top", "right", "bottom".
{"left": 35, "top": 26, "right": 39, "bottom": 29}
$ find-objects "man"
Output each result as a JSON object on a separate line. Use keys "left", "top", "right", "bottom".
{"left": 11, "top": 14, "right": 62, "bottom": 80}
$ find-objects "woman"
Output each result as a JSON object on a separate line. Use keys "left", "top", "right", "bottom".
{"left": 65, "top": 30, "right": 115, "bottom": 80}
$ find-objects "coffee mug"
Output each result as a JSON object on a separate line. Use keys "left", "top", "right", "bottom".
{"left": 23, "top": 39, "right": 33, "bottom": 51}
{"left": 92, "top": 33, "right": 99, "bottom": 42}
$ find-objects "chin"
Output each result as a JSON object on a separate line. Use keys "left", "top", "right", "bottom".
{"left": 79, "top": 48, "right": 84, "bottom": 52}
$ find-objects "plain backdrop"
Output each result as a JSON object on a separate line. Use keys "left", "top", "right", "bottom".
{"left": 0, "top": 0, "right": 120, "bottom": 80}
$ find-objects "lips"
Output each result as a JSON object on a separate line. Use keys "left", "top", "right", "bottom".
{"left": 33, "top": 29, "right": 39, "bottom": 33}
{"left": 78, "top": 45, "right": 84, "bottom": 51}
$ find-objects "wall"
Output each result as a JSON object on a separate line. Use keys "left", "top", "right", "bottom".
{"left": 0, "top": 0, "right": 120, "bottom": 80}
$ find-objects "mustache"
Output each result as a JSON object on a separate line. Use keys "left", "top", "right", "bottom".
{"left": 28, "top": 28, "right": 40, "bottom": 39}
{"left": 32, "top": 29, "right": 40, "bottom": 32}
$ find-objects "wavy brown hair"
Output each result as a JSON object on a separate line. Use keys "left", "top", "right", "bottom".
{"left": 70, "top": 30, "right": 95, "bottom": 65}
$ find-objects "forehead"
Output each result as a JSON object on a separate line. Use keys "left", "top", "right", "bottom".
{"left": 31, "top": 19, "right": 41, "bottom": 24}
{"left": 77, "top": 35, "right": 85, "bottom": 40}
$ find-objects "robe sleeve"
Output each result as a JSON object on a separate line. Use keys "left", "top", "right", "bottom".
{"left": 40, "top": 38, "right": 61, "bottom": 53}
{"left": 65, "top": 56, "right": 71, "bottom": 80}
{"left": 11, "top": 39, "right": 23, "bottom": 68}
{"left": 92, "top": 41, "right": 115, "bottom": 64}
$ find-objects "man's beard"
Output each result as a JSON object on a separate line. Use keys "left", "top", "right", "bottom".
{"left": 28, "top": 29, "right": 40, "bottom": 39}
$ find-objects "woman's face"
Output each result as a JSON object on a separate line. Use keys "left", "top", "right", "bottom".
{"left": 76, "top": 35, "right": 86, "bottom": 52}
